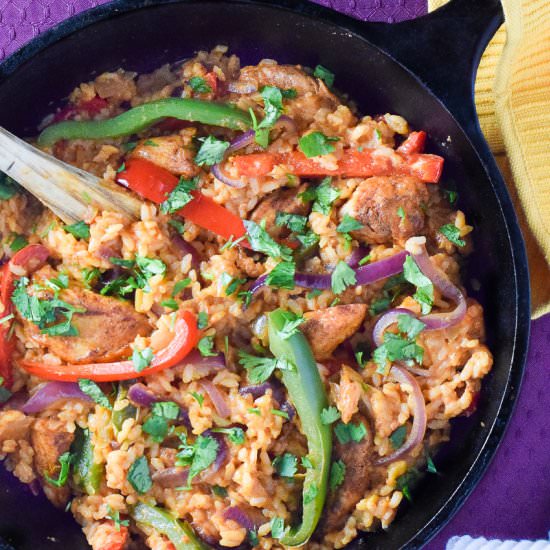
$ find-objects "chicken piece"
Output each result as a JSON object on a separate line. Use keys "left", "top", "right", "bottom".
{"left": 0, "top": 410, "right": 33, "bottom": 443}
{"left": 339, "top": 175, "right": 429, "bottom": 245}
{"left": 301, "top": 304, "right": 367, "bottom": 361}
{"left": 332, "top": 366, "right": 363, "bottom": 424}
{"left": 24, "top": 286, "right": 151, "bottom": 364}
{"left": 31, "top": 418, "right": 74, "bottom": 507}
{"left": 130, "top": 135, "right": 199, "bottom": 177}
{"left": 318, "top": 414, "right": 373, "bottom": 536}
{"left": 237, "top": 62, "right": 321, "bottom": 96}
{"left": 250, "top": 184, "right": 310, "bottom": 240}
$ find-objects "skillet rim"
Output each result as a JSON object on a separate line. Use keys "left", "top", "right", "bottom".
{"left": 0, "top": 1, "right": 531, "bottom": 548}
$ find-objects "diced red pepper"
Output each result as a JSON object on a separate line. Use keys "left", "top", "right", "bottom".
{"left": 397, "top": 131, "right": 426, "bottom": 155}
{"left": 52, "top": 96, "right": 108, "bottom": 124}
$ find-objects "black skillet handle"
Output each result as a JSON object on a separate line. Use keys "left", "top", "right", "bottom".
{"left": 356, "top": 0, "right": 503, "bottom": 152}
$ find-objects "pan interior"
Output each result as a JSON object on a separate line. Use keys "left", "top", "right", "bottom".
{"left": 0, "top": 2, "right": 522, "bottom": 548}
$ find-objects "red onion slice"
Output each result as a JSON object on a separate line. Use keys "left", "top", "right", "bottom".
{"left": 22, "top": 382, "right": 92, "bottom": 414}
{"left": 250, "top": 250, "right": 409, "bottom": 301}
{"left": 178, "top": 350, "right": 226, "bottom": 377}
{"left": 1, "top": 391, "right": 28, "bottom": 411}
{"left": 201, "top": 380, "right": 230, "bottom": 418}
{"left": 152, "top": 467, "right": 189, "bottom": 488}
{"left": 405, "top": 237, "right": 467, "bottom": 330}
{"left": 346, "top": 246, "right": 370, "bottom": 269}
{"left": 374, "top": 365, "right": 427, "bottom": 465}
{"left": 128, "top": 383, "right": 159, "bottom": 408}
{"left": 223, "top": 507, "right": 256, "bottom": 531}
{"left": 211, "top": 163, "right": 247, "bottom": 189}
{"left": 169, "top": 233, "right": 200, "bottom": 270}
{"left": 212, "top": 130, "right": 255, "bottom": 188}
{"left": 372, "top": 308, "right": 417, "bottom": 347}
{"left": 239, "top": 381, "right": 285, "bottom": 404}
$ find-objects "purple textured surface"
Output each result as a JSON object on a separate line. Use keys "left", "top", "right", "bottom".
{"left": 0, "top": 1, "right": 549, "bottom": 547}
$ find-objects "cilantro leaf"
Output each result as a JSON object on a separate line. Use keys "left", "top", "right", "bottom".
{"left": 397, "top": 206, "right": 406, "bottom": 220}
{"left": 160, "top": 177, "right": 198, "bottom": 214}
{"left": 195, "top": 136, "right": 230, "bottom": 166}
{"left": 238, "top": 351, "right": 294, "bottom": 383}
{"left": 189, "top": 76, "right": 212, "bottom": 94}
{"left": 329, "top": 459, "right": 346, "bottom": 490}
{"left": 142, "top": 415, "right": 170, "bottom": 442}
{"left": 212, "top": 485, "right": 228, "bottom": 497}
{"left": 152, "top": 401, "right": 180, "bottom": 420}
{"left": 266, "top": 261, "right": 295, "bottom": 290}
{"left": 298, "top": 132, "right": 339, "bottom": 158}
{"left": 331, "top": 261, "right": 357, "bottom": 294}
{"left": 311, "top": 178, "right": 340, "bottom": 215}
{"left": 397, "top": 314, "right": 426, "bottom": 339}
{"left": 258, "top": 86, "right": 283, "bottom": 130}
{"left": 334, "top": 421, "right": 367, "bottom": 444}
{"left": 272, "top": 452, "right": 297, "bottom": 478}
{"left": 212, "top": 427, "right": 246, "bottom": 445}
{"left": 198, "top": 335, "right": 217, "bottom": 357}
{"left": 277, "top": 310, "right": 305, "bottom": 339}
{"left": 320, "top": 406, "right": 341, "bottom": 425}
{"left": 106, "top": 506, "right": 129, "bottom": 532}
{"left": 78, "top": 379, "right": 112, "bottom": 409}
{"left": 9, "top": 234, "right": 28, "bottom": 252}
{"left": 296, "top": 230, "right": 319, "bottom": 249}
{"left": 439, "top": 224, "right": 466, "bottom": 247}
{"left": 426, "top": 454, "right": 438, "bottom": 474}
{"left": 337, "top": 215, "right": 363, "bottom": 234}
{"left": 190, "top": 391, "right": 204, "bottom": 406}
{"left": 403, "top": 256, "right": 434, "bottom": 314}
{"left": 0, "top": 172, "right": 19, "bottom": 200}
{"left": 173, "top": 278, "right": 191, "bottom": 297}
{"left": 176, "top": 433, "right": 219, "bottom": 487}
{"left": 132, "top": 347, "right": 154, "bottom": 372}
{"left": 281, "top": 88, "right": 298, "bottom": 99}
{"left": 161, "top": 298, "right": 178, "bottom": 310}
{"left": 197, "top": 311, "right": 208, "bottom": 330}
{"left": 44, "top": 451, "right": 73, "bottom": 487}
{"left": 127, "top": 456, "right": 152, "bottom": 494}
{"left": 275, "top": 212, "right": 308, "bottom": 233}
{"left": 313, "top": 64, "right": 335, "bottom": 87}
{"left": 270, "top": 517, "right": 285, "bottom": 539}
{"left": 389, "top": 425, "right": 408, "bottom": 449}
{"left": 243, "top": 220, "right": 292, "bottom": 261}
{"left": 63, "top": 221, "right": 90, "bottom": 240}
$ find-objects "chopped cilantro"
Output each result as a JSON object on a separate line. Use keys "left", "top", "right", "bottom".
{"left": 226, "top": 277, "right": 247, "bottom": 296}
{"left": 397, "top": 206, "right": 406, "bottom": 220}
{"left": 9, "top": 234, "right": 28, "bottom": 252}
{"left": 131, "top": 347, "right": 154, "bottom": 372}
{"left": 160, "top": 177, "right": 198, "bottom": 214}
{"left": 271, "top": 408, "right": 290, "bottom": 419}
{"left": 238, "top": 290, "right": 252, "bottom": 307}
{"left": 397, "top": 314, "right": 426, "bottom": 339}
{"left": 272, "top": 453, "right": 297, "bottom": 478}
{"left": 426, "top": 454, "right": 438, "bottom": 474}
{"left": 143, "top": 139, "right": 159, "bottom": 147}
{"left": 197, "top": 311, "right": 208, "bottom": 330}
{"left": 320, "top": 406, "right": 341, "bottom": 425}
{"left": 331, "top": 261, "right": 357, "bottom": 294}
{"left": 195, "top": 135, "right": 230, "bottom": 166}
{"left": 168, "top": 218, "right": 186, "bottom": 234}
{"left": 198, "top": 335, "right": 217, "bottom": 357}
{"left": 439, "top": 224, "right": 466, "bottom": 247}
{"left": 373, "top": 332, "right": 424, "bottom": 375}
{"left": 212, "top": 485, "right": 228, "bottom": 498}
{"left": 161, "top": 298, "right": 178, "bottom": 310}
{"left": 296, "top": 230, "right": 319, "bottom": 249}
{"left": 444, "top": 189, "right": 458, "bottom": 204}
{"left": 276, "top": 310, "right": 305, "bottom": 339}
{"left": 189, "top": 76, "right": 212, "bottom": 94}
{"left": 116, "top": 163, "right": 126, "bottom": 174}
{"left": 258, "top": 86, "right": 284, "bottom": 131}
{"left": 78, "top": 379, "right": 112, "bottom": 409}
{"left": 248, "top": 530, "right": 260, "bottom": 547}
{"left": 142, "top": 415, "right": 170, "bottom": 442}
{"left": 176, "top": 433, "right": 219, "bottom": 487}
{"left": 369, "top": 296, "right": 392, "bottom": 316}
{"left": 152, "top": 401, "right": 180, "bottom": 420}
{"left": 81, "top": 267, "right": 100, "bottom": 289}
{"left": 337, "top": 215, "right": 363, "bottom": 234}
{"left": 311, "top": 178, "right": 340, "bottom": 215}
{"left": 334, "top": 421, "right": 367, "bottom": 444}
{"left": 106, "top": 505, "right": 129, "bottom": 531}
{"left": 275, "top": 212, "right": 308, "bottom": 233}
{"left": 358, "top": 254, "right": 371, "bottom": 266}
{"left": 243, "top": 220, "right": 292, "bottom": 261}
{"left": 298, "top": 132, "right": 339, "bottom": 158}
{"left": 248, "top": 407, "right": 261, "bottom": 415}
{"left": 190, "top": 391, "right": 204, "bottom": 407}
{"left": 270, "top": 517, "right": 285, "bottom": 539}
{"left": 172, "top": 278, "right": 191, "bottom": 297}
{"left": 238, "top": 350, "right": 294, "bottom": 383}
{"left": 212, "top": 427, "right": 246, "bottom": 445}
{"left": 266, "top": 261, "right": 295, "bottom": 290}
{"left": 403, "top": 256, "right": 434, "bottom": 314}
{"left": 307, "top": 289, "right": 322, "bottom": 299}
{"left": 127, "top": 456, "right": 152, "bottom": 494}
{"left": 313, "top": 64, "right": 335, "bottom": 87}
{"left": 44, "top": 451, "right": 72, "bottom": 488}
{"left": 329, "top": 459, "right": 346, "bottom": 490}
{"left": 0, "top": 172, "right": 19, "bottom": 200}
{"left": 63, "top": 220, "right": 90, "bottom": 240}
{"left": 281, "top": 88, "right": 298, "bottom": 99}
{"left": 389, "top": 425, "right": 408, "bottom": 449}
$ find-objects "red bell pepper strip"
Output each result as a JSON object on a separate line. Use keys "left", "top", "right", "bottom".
{"left": 231, "top": 146, "right": 444, "bottom": 183}
{"left": 18, "top": 310, "right": 198, "bottom": 382}
{"left": 117, "top": 158, "right": 248, "bottom": 244}
{"left": 0, "top": 244, "right": 50, "bottom": 388}
{"left": 396, "top": 131, "right": 426, "bottom": 155}
{"left": 52, "top": 96, "right": 109, "bottom": 124}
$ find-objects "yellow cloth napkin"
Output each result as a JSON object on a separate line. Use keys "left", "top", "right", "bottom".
{"left": 428, "top": 0, "right": 550, "bottom": 319}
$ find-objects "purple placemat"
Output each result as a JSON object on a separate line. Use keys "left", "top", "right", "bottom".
{"left": 1, "top": 1, "right": 549, "bottom": 547}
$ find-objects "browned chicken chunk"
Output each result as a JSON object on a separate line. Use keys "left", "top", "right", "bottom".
{"left": 130, "top": 135, "right": 199, "bottom": 177}
{"left": 318, "top": 414, "right": 373, "bottom": 535}
{"left": 23, "top": 286, "right": 151, "bottom": 364}
{"left": 301, "top": 304, "right": 367, "bottom": 361}
{"left": 250, "top": 184, "right": 310, "bottom": 240}
{"left": 0, "top": 410, "right": 33, "bottom": 443}
{"left": 31, "top": 418, "right": 74, "bottom": 507}
{"left": 237, "top": 62, "right": 321, "bottom": 96}
{"left": 339, "top": 175, "right": 429, "bottom": 245}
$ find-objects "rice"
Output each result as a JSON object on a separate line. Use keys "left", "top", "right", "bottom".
{"left": 0, "top": 47, "right": 493, "bottom": 550}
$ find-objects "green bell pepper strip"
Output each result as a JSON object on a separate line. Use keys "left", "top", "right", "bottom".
{"left": 37, "top": 98, "right": 253, "bottom": 146}
{"left": 111, "top": 383, "right": 137, "bottom": 433}
{"left": 131, "top": 502, "right": 210, "bottom": 550}
{"left": 71, "top": 427, "right": 102, "bottom": 495}
{"left": 267, "top": 309, "right": 332, "bottom": 546}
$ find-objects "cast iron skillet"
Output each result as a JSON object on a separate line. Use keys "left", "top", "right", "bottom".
{"left": 0, "top": 0, "right": 530, "bottom": 548}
